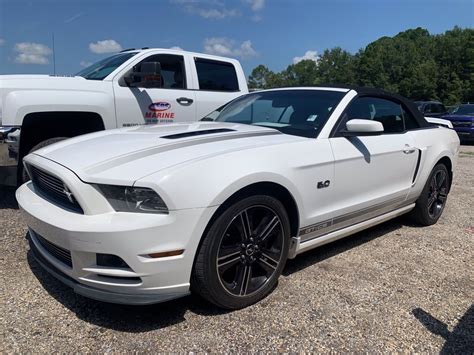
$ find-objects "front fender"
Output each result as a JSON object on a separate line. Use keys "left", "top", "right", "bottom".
{"left": 3, "top": 90, "right": 115, "bottom": 128}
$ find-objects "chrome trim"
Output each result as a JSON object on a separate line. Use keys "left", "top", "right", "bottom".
{"left": 0, "top": 126, "right": 20, "bottom": 186}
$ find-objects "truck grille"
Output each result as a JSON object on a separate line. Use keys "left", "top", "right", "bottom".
{"left": 28, "top": 164, "right": 84, "bottom": 214}
{"left": 34, "top": 232, "right": 72, "bottom": 268}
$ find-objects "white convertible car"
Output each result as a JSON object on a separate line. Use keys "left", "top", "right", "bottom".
{"left": 17, "top": 87, "right": 460, "bottom": 309}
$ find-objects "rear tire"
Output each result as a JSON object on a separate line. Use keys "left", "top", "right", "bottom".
{"left": 21, "top": 137, "right": 67, "bottom": 183}
{"left": 191, "top": 195, "right": 290, "bottom": 309}
{"left": 410, "top": 163, "right": 450, "bottom": 226}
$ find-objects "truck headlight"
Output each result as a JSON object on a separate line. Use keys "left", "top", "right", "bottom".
{"left": 96, "top": 185, "right": 169, "bottom": 214}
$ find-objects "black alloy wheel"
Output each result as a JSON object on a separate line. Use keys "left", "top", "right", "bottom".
{"left": 192, "top": 195, "right": 290, "bottom": 309}
{"left": 427, "top": 169, "right": 448, "bottom": 219}
{"left": 410, "top": 163, "right": 450, "bottom": 226}
{"left": 216, "top": 205, "right": 284, "bottom": 297}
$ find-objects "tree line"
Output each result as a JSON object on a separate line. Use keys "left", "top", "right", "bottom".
{"left": 248, "top": 27, "right": 473, "bottom": 105}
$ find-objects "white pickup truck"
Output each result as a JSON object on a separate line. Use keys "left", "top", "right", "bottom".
{"left": 0, "top": 48, "right": 248, "bottom": 186}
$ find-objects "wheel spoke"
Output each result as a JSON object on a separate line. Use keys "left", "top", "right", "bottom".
{"left": 237, "top": 265, "right": 252, "bottom": 296}
{"left": 438, "top": 191, "right": 447, "bottom": 203}
{"left": 217, "top": 255, "right": 241, "bottom": 273}
{"left": 436, "top": 171, "right": 446, "bottom": 189}
{"left": 427, "top": 195, "right": 437, "bottom": 210}
{"left": 218, "top": 245, "right": 240, "bottom": 259}
{"left": 258, "top": 216, "right": 280, "bottom": 242}
{"left": 239, "top": 209, "right": 252, "bottom": 242}
{"left": 258, "top": 252, "right": 279, "bottom": 272}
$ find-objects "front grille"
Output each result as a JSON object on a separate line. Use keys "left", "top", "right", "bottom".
{"left": 34, "top": 232, "right": 72, "bottom": 268}
{"left": 451, "top": 121, "right": 472, "bottom": 128}
{"left": 28, "top": 164, "right": 84, "bottom": 214}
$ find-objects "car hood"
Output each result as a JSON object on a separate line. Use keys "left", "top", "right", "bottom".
{"left": 32, "top": 122, "right": 303, "bottom": 185}
{"left": 442, "top": 114, "right": 474, "bottom": 121}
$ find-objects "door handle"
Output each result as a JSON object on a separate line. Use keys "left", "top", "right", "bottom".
{"left": 403, "top": 145, "right": 417, "bottom": 154}
{"left": 176, "top": 97, "right": 194, "bottom": 106}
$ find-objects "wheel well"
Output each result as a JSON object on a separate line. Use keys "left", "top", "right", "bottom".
{"left": 436, "top": 156, "right": 453, "bottom": 192}
{"left": 19, "top": 111, "right": 105, "bottom": 159}
{"left": 207, "top": 182, "right": 300, "bottom": 239}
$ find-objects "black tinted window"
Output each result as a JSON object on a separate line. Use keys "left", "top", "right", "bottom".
{"left": 215, "top": 90, "right": 345, "bottom": 138}
{"left": 136, "top": 54, "right": 186, "bottom": 89}
{"left": 346, "top": 97, "right": 404, "bottom": 133}
{"left": 195, "top": 58, "right": 239, "bottom": 91}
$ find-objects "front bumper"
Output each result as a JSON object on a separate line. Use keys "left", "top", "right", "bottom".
{"left": 17, "top": 164, "right": 218, "bottom": 305}
{"left": 0, "top": 126, "right": 20, "bottom": 186}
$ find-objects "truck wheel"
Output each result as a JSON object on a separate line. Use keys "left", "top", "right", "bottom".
{"left": 409, "top": 163, "right": 450, "bottom": 226}
{"left": 21, "top": 137, "right": 67, "bottom": 183}
{"left": 191, "top": 195, "right": 290, "bottom": 309}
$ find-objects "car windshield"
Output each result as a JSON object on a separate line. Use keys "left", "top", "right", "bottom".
{"left": 452, "top": 105, "right": 474, "bottom": 115}
{"left": 75, "top": 52, "right": 137, "bottom": 80}
{"left": 209, "top": 90, "right": 346, "bottom": 138}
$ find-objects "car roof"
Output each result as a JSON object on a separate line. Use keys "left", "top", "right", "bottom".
{"left": 120, "top": 47, "right": 241, "bottom": 64}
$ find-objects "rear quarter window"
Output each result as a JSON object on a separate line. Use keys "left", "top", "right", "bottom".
{"left": 195, "top": 58, "right": 239, "bottom": 92}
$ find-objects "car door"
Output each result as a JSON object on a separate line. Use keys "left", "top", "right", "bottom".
{"left": 113, "top": 53, "right": 196, "bottom": 127}
{"left": 328, "top": 96, "right": 419, "bottom": 227}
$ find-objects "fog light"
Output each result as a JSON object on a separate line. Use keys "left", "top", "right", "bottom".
{"left": 97, "top": 253, "right": 130, "bottom": 268}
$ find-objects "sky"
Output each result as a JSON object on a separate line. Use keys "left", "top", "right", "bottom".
{"left": 0, "top": 0, "right": 473, "bottom": 76}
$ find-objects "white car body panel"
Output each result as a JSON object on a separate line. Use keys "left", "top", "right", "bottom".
{"left": 16, "top": 87, "right": 461, "bottom": 305}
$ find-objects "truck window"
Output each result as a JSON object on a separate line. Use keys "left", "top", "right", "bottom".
{"left": 136, "top": 54, "right": 186, "bottom": 89}
{"left": 195, "top": 58, "right": 239, "bottom": 92}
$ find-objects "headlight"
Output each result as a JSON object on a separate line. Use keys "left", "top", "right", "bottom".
{"left": 96, "top": 185, "right": 168, "bottom": 214}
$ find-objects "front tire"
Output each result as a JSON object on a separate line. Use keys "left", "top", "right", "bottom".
{"left": 410, "top": 163, "right": 450, "bottom": 226}
{"left": 192, "top": 195, "right": 291, "bottom": 309}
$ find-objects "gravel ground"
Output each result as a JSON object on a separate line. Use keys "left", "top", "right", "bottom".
{"left": 1, "top": 145, "right": 473, "bottom": 353}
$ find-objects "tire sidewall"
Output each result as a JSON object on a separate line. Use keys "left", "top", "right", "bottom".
{"left": 197, "top": 195, "right": 291, "bottom": 309}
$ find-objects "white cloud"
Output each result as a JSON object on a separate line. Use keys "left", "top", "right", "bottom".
{"left": 195, "top": 7, "right": 239, "bottom": 19}
{"left": 293, "top": 50, "right": 319, "bottom": 64}
{"left": 245, "top": 0, "right": 264, "bottom": 11}
{"left": 89, "top": 39, "right": 123, "bottom": 54}
{"left": 170, "top": 46, "right": 184, "bottom": 50}
{"left": 170, "top": 0, "right": 239, "bottom": 19}
{"left": 0, "top": 38, "right": 5, "bottom": 46}
{"left": 14, "top": 42, "right": 52, "bottom": 65}
{"left": 80, "top": 60, "right": 92, "bottom": 67}
{"left": 204, "top": 37, "right": 257, "bottom": 59}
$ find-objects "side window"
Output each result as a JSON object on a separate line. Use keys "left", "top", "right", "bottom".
{"left": 435, "top": 104, "right": 446, "bottom": 113}
{"left": 135, "top": 54, "right": 186, "bottom": 89}
{"left": 345, "top": 97, "right": 405, "bottom": 134}
{"left": 402, "top": 107, "right": 420, "bottom": 130}
{"left": 195, "top": 58, "right": 239, "bottom": 92}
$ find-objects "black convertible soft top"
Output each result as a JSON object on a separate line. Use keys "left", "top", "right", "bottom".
{"left": 282, "top": 85, "right": 432, "bottom": 128}
{"left": 350, "top": 86, "right": 431, "bottom": 128}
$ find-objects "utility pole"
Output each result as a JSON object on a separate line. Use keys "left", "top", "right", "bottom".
{"left": 52, "top": 32, "right": 56, "bottom": 75}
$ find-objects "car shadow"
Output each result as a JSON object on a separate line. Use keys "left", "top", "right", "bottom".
{"left": 282, "top": 217, "right": 404, "bottom": 276}
{"left": 26, "top": 249, "right": 230, "bottom": 333}
{"left": 0, "top": 186, "right": 18, "bottom": 209}
{"left": 412, "top": 305, "right": 474, "bottom": 353}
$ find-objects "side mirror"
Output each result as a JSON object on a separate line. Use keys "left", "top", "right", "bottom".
{"left": 125, "top": 61, "right": 162, "bottom": 88}
{"left": 341, "top": 119, "right": 384, "bottom": 137}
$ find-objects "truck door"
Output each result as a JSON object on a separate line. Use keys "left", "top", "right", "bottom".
{"left": 113, "top": 53, "right": 196, "bottom": 127}
{"left": 191, "top": 57, "right": 245, "bottom": 119}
